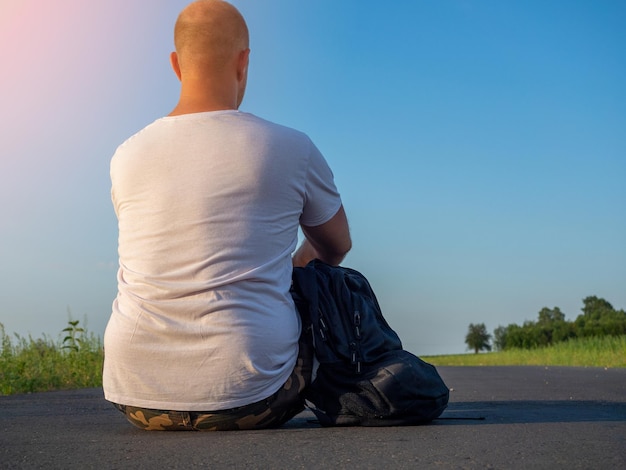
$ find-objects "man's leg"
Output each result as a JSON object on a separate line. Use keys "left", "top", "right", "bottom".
{"left": 112, "top": 403, "right": 195, "bottom": 431}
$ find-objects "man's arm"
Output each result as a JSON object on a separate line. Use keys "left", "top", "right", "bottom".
{"left": 292, "top": 205, "right": 352, "bottom": 267}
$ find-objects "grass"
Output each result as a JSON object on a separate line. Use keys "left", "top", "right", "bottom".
{"left": 0, "top": 322, "right": 104, "bottom": 396}
{"left": 423, "top": 335, "right": 626, "bottom": 368}
{"left": 1, "top": 323, "right": 624, "bottom": 396}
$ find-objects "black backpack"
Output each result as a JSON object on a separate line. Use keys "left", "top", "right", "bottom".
{"left": 291, "top": 259, "right": 450, "bottom": 426}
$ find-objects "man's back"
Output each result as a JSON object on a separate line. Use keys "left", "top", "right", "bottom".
{"left": 104, "top": 110, "right": 341, "bottom": 411}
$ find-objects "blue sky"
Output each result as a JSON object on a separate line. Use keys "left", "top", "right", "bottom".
{"left": 1, "top": 0, "right": 624, "bottom": 355}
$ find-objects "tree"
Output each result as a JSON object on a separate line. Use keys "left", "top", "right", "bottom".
{"left": 493, "top": 325, "right": 508, "bottom": 351}
{"left": 535, "top": 307, "right": 569, "bottom": 346}
{"left": 581, "top": 296, "right": 614, "bottom": 319}
{"left": 465, "top": 323, "right": 492, "bottom": 354}
{"left": 575, "top": 296, "right": 626, "bottom": 338}
{"left": 537, "top": 307, "right": 565, "bottom": 325}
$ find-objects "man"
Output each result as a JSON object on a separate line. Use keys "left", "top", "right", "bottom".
{"left": 103, "top": 0, "right": 351, "bottom": 431}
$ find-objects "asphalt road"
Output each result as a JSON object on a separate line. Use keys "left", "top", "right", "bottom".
{"left": 1, "top": 366, "right": 624, "bottom": 469}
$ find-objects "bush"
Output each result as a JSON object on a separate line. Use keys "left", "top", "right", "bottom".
{"left": 494, "top": 296, "right": 626, "bottom": 351}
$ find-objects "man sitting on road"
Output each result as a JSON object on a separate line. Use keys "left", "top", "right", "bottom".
{"left": 103, "top": 0, "right": 351, "bottom": 431}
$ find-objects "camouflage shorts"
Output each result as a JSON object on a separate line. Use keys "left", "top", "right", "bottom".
{"left": 112, "top": 324, "right": 313, "bottom": 431}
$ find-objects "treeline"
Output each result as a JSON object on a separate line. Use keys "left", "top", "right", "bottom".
{"left": 493, "top": 296, "right": 626, "bottom": 351}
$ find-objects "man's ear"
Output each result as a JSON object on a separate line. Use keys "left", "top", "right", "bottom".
{"left": 170, "top": 51, "right": 182, "bottom": 81}
{"left": 237, "top": 48, "right": 250, "bottom": 81}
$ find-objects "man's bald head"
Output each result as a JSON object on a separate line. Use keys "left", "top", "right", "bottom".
{"left": 174, "top": 0, "right": 249, "bottom": 75}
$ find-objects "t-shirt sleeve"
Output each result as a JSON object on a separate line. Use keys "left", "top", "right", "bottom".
{"left": 300, "top": 140, "right": 342, "bottom": 227}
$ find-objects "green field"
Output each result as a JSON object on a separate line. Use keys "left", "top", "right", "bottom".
{"left": 1, "top": 322, "right": 624, "bottom": 396}
{"left": 423, "top": 335, "right": 626, "bottom": 368}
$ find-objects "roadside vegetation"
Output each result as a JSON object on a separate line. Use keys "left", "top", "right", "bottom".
{"left": 463, "top": 295, "right": 625, "bottom": 353}
{"left": 425, "top": 335, "right": 626, "bottom": 368}
{"left": 0, "top": 321, "right": 103, "bottom": 396}
{"left": 443, "top": 295, "right": 626, "bottom": 368}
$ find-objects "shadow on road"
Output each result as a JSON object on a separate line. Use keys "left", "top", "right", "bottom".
{"left": 439, "top": 400, "right": 626, "bottom": 425}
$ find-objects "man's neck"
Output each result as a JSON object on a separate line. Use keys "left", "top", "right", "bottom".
{"left": 168, "top": 102, "right": 237, "bottom": 116}
{"left": 169, "top": 79, "right": 239, "bottom": 116}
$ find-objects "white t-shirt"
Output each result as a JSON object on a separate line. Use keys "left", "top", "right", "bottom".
{"left": 103, "top": 110, "right": 341, "bottom": 411}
